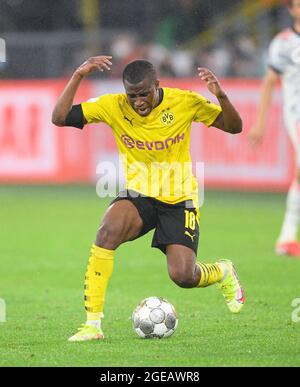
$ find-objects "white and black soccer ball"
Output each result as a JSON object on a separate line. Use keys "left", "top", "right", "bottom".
{"left": 132, "top": 296, "right": 178, "bottom": 339}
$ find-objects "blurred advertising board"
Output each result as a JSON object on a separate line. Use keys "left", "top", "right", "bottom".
{"left": 0, "top": 80, "right": 91, "bottom": 183}
{"left": 0, "top": 79, "right": 293, "bottom": 190}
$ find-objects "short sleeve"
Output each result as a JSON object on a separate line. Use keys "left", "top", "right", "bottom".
{"left": 81, "top": 94, "right": 114, "bottom": 125}
{"left": 186, "top": 91, "right": 221, "bottom": 127}
{"left": 268, "top": 36, "right": 288, "bottom": 74}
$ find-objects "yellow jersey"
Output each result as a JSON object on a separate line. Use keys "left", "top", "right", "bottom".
{"left": 81, "top": 87, "right": 221, "bottom": 206}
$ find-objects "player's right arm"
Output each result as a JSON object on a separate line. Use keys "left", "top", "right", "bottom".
{"left": 248, "top": 68, "right": 279, "bottom": 147}
{"left": 51, "top": 56, "right": 112, "bottom": 127}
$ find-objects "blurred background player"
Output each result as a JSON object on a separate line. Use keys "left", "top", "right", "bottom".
{"left": 248, "top": 0, "right": 300, "bottom": 258}
{"left": 52, "top": 56, "right": 244, "bottom": 341}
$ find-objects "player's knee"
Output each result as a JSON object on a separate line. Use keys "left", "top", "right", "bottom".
{"left": 95, "top": 223, "right": 123, "bottom": 249}
{"left": 168, "top": 268, "right": 195, "bottom": 288}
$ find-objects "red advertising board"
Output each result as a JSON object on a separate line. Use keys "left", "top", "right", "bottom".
{"left": 0, "top": 80, "right": 91, "bottom": 183}
{"left": 0, "top": 79, "right": 294, "bottom": 190}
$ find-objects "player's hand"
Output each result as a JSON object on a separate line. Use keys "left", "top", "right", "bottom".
{"left": 248, "top": 125, "right": 265, "bottom": 148}
{"left": 74, "top": 56, "right": 113, "bottom": 78}
{"left": 198, "top": 67, "right": 224, "bottom": 97}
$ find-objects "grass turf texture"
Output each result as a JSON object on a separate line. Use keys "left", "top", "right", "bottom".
{"left": 0, "top": 185, "right": 299, "bottom": 367}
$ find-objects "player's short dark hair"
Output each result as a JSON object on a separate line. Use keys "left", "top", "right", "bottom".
{"left": 122, "top": 60, "right": 157, "bottom": 85}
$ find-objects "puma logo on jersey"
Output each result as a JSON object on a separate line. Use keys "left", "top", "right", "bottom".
{"left": 124, "top": 116, "right": 134, "bottom": 126}
{"left": 185, "top": 230, "right": 195, "bottom": 242}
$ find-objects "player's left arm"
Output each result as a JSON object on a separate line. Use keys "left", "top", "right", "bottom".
{"left": 198, "top": 67, "right": 242, "bottom": 134}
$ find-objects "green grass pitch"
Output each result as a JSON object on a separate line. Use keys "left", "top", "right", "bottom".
{"left": 0, "top": 186, "right": 299, "bottom": 367}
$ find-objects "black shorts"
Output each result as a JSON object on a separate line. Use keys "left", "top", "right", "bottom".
{"left": 111, "top": 190, "right": 199, "bottom": 255}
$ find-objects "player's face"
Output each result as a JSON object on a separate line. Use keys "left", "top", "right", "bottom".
{"left": 289, "top": 0, "right": 300, "bottom": 20}
{"left": 124, "top": 78, "right": 159, "bottom": 117}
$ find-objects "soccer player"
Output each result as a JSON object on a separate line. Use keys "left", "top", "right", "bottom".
{"left": 248, "top": 0, "right": 300, "bottom": 257}
{"left": 52, "top": 55, "right": 244, "bottom": 341}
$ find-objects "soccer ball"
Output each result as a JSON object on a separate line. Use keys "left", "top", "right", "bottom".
{"left": 132, "top": 296, "right": 178, "bottom": 339}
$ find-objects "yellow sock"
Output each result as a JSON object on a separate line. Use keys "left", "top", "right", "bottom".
{"left": 196, "top": 262, "right": 223, "bottom": 288}
{"left": 84, "top": 244, "right": 114, "bottom": 319}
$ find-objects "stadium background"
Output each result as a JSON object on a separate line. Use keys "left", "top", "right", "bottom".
{"left": 0, "top": 0, "right": 295, "bottom": 190}
{"left": 1, "top": 0, "right": 300, "bottom": 367}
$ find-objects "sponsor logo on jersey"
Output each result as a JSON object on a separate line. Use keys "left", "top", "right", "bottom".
{"left": 120, "top": 133, "right": 185, "bottom": 151}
